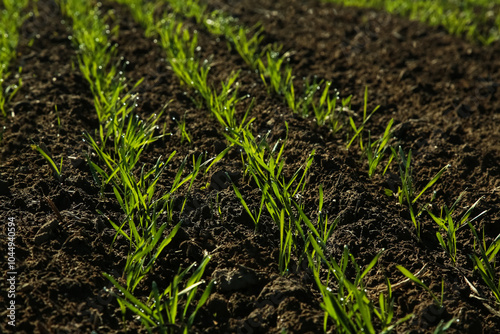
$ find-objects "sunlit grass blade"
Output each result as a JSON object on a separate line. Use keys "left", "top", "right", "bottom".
{"left": 396, "top": 265, "right": 443, "bottom": 307}
{"left": 231, "top": 181, "right": 260, "bottom": 229}
{"left": 103, "top": 272, "right": 154, "bottom": 320}
{"left": 413, "top": 163, "right": 451, "bottom": 204}
{"left": 31, "top": 143, "right": 63, "bottom": 181}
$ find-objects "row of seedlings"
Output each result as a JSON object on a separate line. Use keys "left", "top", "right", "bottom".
{"left": 55, "top": 0, "right": 214, "bottom": 332}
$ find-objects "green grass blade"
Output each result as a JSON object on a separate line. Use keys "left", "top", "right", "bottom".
{"left": 413, "top": 164, "right": 450, "bottom": 204}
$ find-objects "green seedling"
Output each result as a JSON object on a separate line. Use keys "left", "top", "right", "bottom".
{"left": 307, "top": 80, "right": 345, "bottom": 132}
{"left": 174, "top": 113, "right": 192, "bottom": 144}
{"left": 226, "top": 122, "right": 313, "bottom": 196}
{"left": 226, "top": 23, "right": 265, "bottom": 70}
{"left": 0, "top": 68, "right": 24, "bottom": 117}
{"left": 468, "top": 221, "right": 500, "bottom": 305}
{"left": 264, "top": 159, "right": 315, "bottom": 274}
{"left": 396, "top": 265, "right": 445, "bottom": 308}
{"left": 122, "top": 220, "right": 182, "bottom": 292}
{"left": 426, "top": 192, "right": 485, "bottom": 264}
{"left": 31, "top": 143, "right": 63, "bottom": 182}
{"left": 203, "top": 9, "right": 236, "bottom": 35}
{"left": 309, "top": 239, "right": 382, "bottom": 299}
{"left": 156, "top": 19, "right": 210, "bottom": 106}
{"left": 109, "top": 90, "right": 158, "bottom": 152}
{"left": 201, "top": 147, "right": 232, "bottom": 182}
{"left": 297, "top": 77, "right": 344, "bottom": 124}
{"left": 262, "top": 181, "right": 313, "bottom": 274}
{"left": 91, "top": 150, "right": 198, "bottom": 292}
{"left": 432, "top": 204, "right": 458, "bottom": 265}
{"left": 394, "top": 146, "right": 450, "bottom": 240}
{"left": 314, "top": 80, "right": 335, "bottom": 121}
{"left": 208, "top": 71, "right": 255, "bottom": 136}
{"left": 231, "top": 181, "right": 266, "bottom": 231}
{"left": 375, "top": 277, "right": 411, "bottom": 333}
{"left": 257, "top": 50, "right": 294, "bottom": 106}
{"left": 291, "top": 185, "right": 341, "bottom": 270}
{"left": 84, "top": 110, "right": 164, "bottom": 187}
{"left": 114, "top": 0, "right": 158, "bottom": 37}
{"left": 314, "top": 185, "right": 338, "bottom": 245}
{"left": 207, "top": 191, "right": 222, "bottom": 221}
{"left": 104, "top": 255, "right": 213, "bottom": 334}
{"left": 364, "top": 118, "right": 394, "bottom": 177}
{"left": 90, "top": 146, "right": 206, "bottom": 291}
{"left": 277, "top": 206, "right": 293, "bottom": 273}
{"left": 346, "top": 87, "right": 380, "bottom": 150}
{"left": 295, "top": 76, "right": 321, "bottom": 118}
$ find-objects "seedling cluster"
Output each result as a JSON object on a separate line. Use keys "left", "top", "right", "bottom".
{"left": 54, "top": 0, "right": 213, "bottom": 332}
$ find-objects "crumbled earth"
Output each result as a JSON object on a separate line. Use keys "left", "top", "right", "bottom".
{"left": 1, "top": 0, "right": 499, "bottom": 333}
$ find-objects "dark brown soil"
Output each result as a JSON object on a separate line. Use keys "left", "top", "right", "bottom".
{"left": 1, "top": 0, "right": 499, "bottom": 333}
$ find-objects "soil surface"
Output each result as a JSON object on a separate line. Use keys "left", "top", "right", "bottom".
{"left": 1, "top": 0, "right": 499, "bottom": 333}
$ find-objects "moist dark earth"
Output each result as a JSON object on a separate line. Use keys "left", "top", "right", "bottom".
{"left": 1, "top": 0, "right": 500, "bottom": 333}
